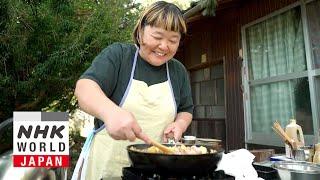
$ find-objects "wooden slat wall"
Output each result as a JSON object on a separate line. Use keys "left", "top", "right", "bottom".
{"left": 177, "top": 0, "right": 298, "bottom": 150}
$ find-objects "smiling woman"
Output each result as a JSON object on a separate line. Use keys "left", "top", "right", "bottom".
{"left": 138, "top": 26, "right": 181, "bottom": 66}
{"left": 72, "top": 1, "right": 194, "bottom": 179}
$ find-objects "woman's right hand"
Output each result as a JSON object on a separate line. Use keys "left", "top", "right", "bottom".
{"left": 104, "top": 106, "right": 150, "bottom": 143}
{"left": 75, "top": 79, "right": 150, "bottom": 143}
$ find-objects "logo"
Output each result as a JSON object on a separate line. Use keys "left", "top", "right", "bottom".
{"left": 13, "top": 112, "right": 69, "bottom": 167}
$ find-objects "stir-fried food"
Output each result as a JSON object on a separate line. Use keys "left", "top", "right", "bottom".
{"left": 130, "top": 144, "right": 217, "bottom": 155}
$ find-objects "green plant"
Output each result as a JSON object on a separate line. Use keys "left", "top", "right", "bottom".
{"left": 0, "top": 0, "right": 141, "bottom": 121}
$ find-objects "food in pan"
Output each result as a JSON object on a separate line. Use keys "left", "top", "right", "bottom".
{"left": 130, "top": 144, "right": 217, "bottom": 155}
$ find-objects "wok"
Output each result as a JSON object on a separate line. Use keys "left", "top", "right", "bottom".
{"left": 127, "top": 144, "right": 223, "bottom": 175}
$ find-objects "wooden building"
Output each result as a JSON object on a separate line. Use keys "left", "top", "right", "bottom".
{"left": 178, "top": 0, "right": 320, "bottom": 151}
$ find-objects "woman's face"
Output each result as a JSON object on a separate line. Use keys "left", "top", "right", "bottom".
{"left": 139, "top": 25, "right": 181, "bottom": 66}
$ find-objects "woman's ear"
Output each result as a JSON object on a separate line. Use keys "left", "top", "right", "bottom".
{"left": 138, "top": 22, "right": 147, "bottom": 44}
{"left": 137, "top": 31, "right": 144, "bottom": 45}
{"left": 136, "top": 34, "right": 141, "bottom": 44}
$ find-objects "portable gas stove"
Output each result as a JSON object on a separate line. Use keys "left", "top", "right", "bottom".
{"left": 121, "top": 167, "right": 235, "bottom": 180}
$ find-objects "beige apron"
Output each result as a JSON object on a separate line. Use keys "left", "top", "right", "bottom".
{"left": 72, "top": 47, "right": 177, "bottom": 180}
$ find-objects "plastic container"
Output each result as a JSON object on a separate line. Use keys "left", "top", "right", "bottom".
{"left": 285, "top": 119, "right": 305, "bottom": 158}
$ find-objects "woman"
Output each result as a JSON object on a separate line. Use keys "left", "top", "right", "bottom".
{"left": 72, "top": 1, "right": 193, "bottom": 179}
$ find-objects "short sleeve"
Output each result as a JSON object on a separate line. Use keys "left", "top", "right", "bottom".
{"left": 177, "top": 66, "right": 194, "bottom": 114}
{"left": 168, "top": 59, "right": 193, "bottom": 115}
{"left": 80, "top": 43, "right": 122, "bottom": 96}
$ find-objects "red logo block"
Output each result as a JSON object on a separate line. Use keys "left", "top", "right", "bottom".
{"left": 13, "top": 155, "right": 69, "bottom": 167}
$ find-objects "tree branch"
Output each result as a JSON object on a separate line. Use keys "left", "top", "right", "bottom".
{"left": 15, "top": 91, "right": 45, "bottom": 110}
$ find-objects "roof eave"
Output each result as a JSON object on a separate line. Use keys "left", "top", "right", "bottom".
{"left": 183, "top": 4, "right": 204, "bottom": 19}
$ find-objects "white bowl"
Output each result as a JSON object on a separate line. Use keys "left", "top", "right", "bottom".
{"left": 184, "top": 136, "right": 196, "bottom": 140}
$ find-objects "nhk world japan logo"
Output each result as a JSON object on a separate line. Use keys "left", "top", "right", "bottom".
{"left": 13, "top": 112, "right": 69, "bottom": 167}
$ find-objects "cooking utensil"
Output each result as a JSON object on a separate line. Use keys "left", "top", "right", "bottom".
{"left": 149, "top": 138, "right": 174, "bottom": 154}
{"left": 127, "top": 144, "right": 223, "bottom": 174}
{"left": 272, "top": 121, "right": 297, "bottom": 150}
{"left": 196, "top": 138, "right": 221, "bottom": 143}
{"left": 273, "top": 161, "right": 320, "bottom": 180}
{"left": 292, "top": 149, "right": 306, "bottom": 161}
{"left": 166, "top": 132, "right": 175, "bottom": 144}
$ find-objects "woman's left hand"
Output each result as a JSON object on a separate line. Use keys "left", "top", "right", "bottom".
{"left": 162, "top": 122, "right": 184, "bottom": 143}
{"left": 162, "top": 112, "right": 193, "bottom": 143}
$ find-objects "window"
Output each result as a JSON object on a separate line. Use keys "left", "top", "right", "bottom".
{"left": 191, "top": 64, "right": 225, "bottom": 119}
{"left": 306, "top": 0, "right": 320, "bottom": 69}
{"left": 242, "top": 0, "right": 320, "bottom": 146}
{"left": 306, "top": 0, "right": 320, "bottom": 139}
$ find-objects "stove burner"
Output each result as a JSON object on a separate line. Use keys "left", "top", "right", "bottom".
{"left": 122, "top": 167, "right": 235, "bottom": 180}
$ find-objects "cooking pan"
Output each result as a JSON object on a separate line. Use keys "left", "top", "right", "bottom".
{"left": 127, "top": 144, "right": 223, "bottom": 175}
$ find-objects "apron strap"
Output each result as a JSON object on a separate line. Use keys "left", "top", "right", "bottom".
{"left": 71, "top": 125, "right": 105, "bottom": 180}
{"left": 119, "top": 47, "right": 139, "bottom": 106}
{"left": 166, "top": 62, "right": 177, "bottom": 114}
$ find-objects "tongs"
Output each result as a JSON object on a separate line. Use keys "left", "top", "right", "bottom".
{"left": 167, "top": 132, "right": 176, "bottom": 144}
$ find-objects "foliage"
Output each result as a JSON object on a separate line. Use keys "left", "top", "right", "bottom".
{"left": 0, "top": 0, "right": 141, "bottom": 121}
{"left": 189, "top": 0, "right": 217, "bottom": 16}
{"left": 200, "top": 0, "right": 217, "bottom": 16}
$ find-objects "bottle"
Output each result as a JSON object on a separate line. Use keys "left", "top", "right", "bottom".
{"left": 313, "top": 143, "right": 320, "bottom": 164}
{"left": 285, "top": 119, "right": 305, "bottom": 158}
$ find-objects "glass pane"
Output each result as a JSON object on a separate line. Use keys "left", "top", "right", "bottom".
{"left": 190, "top": 70, "right": 204, "bottom": 82}
{"left": 246, "top": 7, "right": 307, "bottom": 80}
{"left": 194, "top": 106, "right": 205, "bottom": 118}
{"left": 250, "top": 77, "right": 313, "bottom": 134}
{"left": 206, "top": 106, "right": 225, "bottom": 119}
{"left": 206, "top": 106, "right": 215, "bottom": 118}
{"left": 295, "top": 78, "right": 313, "bottom": 135}
{"left": 200, "top": 80, "right": 215, "bottom": 105}
{"left": 315, "top": 76, "right": 320, "bottom": 129}
{"left": 306, "top": 0, "right": 320, "bottom": 69}
{"left": 190, "top": 64, "right": 226, "bottom": 119}
{"left": 204, "top": 68, "right": 210, "bottom": 81}
{"left": 211, "top": 64, "right": 224, "bottom": 79}
{"left": 191, "top": 83, "right": 201, "bottom": 105}
{"left": 216, "top": 79, "right": 225, "bottom": 105}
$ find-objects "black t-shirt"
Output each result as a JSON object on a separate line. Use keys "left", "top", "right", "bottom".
{"left": 80, "top": 43, "right": 193, "bottom": 127}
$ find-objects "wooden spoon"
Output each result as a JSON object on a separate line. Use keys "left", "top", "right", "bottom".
{"left": 149, "top": 138, "right": 174, "bottom": 154}
{"left": 272, "top": 121, "right": 298, "bottom": 150}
